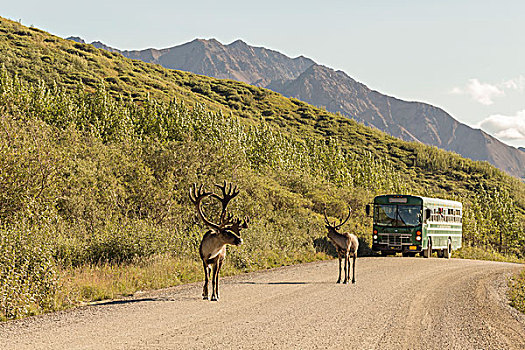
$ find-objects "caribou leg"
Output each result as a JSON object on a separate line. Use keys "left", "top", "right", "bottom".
{"left": 202, "top": 261, "right": 210, "bottom": 300}
{"left": 211, "top": 263, "right": 219, "bottom": 301}
{"left": 215, "top": 259, "right": 223, "bottom": 300}
{"left": 352, "top": 253, "right": 356, "bottom": 284}
{"left": 337, "top": 251, "right": 342, "bottom": 283}
{"left": 343, "top": 252, "right": 349, "bottom": 284}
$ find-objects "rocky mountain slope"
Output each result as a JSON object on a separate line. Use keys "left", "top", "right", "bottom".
{"left": 84, "top": 38, "right": 315, "bottom": 88}
{"left": 67, "top": 37, "right": 525, "bottom": 177}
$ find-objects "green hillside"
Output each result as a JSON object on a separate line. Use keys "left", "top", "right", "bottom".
{"left": 0, "top": 17, "right": 524, "bottom": 320}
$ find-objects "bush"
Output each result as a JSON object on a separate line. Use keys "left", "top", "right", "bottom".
{"left": 509, "top": 268, "right": 525, "bottom": 313}
{"left": 0, "top": 223, "right": 59, "bottom": 320}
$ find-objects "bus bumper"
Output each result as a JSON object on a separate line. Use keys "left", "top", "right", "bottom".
{"left": 372, "top": 243, "right": 422, "bottom": 254}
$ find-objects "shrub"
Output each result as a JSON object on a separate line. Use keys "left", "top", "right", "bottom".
{"left": 0, "top": 223, "right": 59, "bottom": 320}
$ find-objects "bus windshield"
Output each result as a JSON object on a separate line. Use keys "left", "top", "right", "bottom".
{"left": 374, "top": 204, "right": 422, "bottom": 227}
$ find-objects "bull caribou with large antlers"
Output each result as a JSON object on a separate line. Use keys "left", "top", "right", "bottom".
{"left": 324, "top": 208, "right": 359, "bottom": 284}
{"left": 189, "top": 181, "right": 249, "bottom": 301}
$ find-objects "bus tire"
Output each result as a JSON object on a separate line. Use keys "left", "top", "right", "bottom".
{"left": 437, "top": 250, "right": 444, "bottom": 258}
{"left": 444, "top": 239, "right": 452, "bottom": 259}
{"left": 423, "top": 238, "right": 432, "bottom": 258}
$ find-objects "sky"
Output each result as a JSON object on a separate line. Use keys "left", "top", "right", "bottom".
{"left": 3, "top": 1, "right": 525, "bottom": 147}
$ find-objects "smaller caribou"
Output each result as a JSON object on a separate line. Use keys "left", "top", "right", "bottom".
{"left": 189, "top": 182, "right": 248, "bottom": 301}
{"left": 324, "top": 208, "right": 359, "bottom": 284}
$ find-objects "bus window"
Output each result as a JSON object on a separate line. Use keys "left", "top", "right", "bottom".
{"left": 374, "top": 204, "right": 421, "bottom": 227}
{"left": 398, "top": 206, "right": 422, "bottom": 226}
{"left": 374, "top": 204, "right": 397, "bottom": 226}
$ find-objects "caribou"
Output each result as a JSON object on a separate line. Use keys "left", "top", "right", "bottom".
{"left": 189, "top": 181, "right": 249, "bottom": 301}
{"left": 324, "top": 208, "right": 359, "bottom": 284}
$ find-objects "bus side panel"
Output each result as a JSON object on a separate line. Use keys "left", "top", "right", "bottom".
{"left": 452, "top": 233, "right": 462, "bottom": 250}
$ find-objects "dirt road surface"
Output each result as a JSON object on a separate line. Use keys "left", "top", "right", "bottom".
{"left": 1, "top": 257, "right": 524, "bottom": 349}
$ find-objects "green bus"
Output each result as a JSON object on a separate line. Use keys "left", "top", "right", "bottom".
{"left": 366, "top": 195, "right": 462, "bottom": 258}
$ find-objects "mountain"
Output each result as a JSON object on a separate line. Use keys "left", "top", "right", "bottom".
{"left": 70, "top": 37, "right": 525, "bottom": 177}
{"left": 68, "top": 37, "right": 315, "bottom": 88}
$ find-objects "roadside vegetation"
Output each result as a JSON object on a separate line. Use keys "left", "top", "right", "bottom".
{"left": 509, "top": 269, "right": 525, "bottom": 314}
{"left": 1, "top": 17, "right": 524, "bottom": 320}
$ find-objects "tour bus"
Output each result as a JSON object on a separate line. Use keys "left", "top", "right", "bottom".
{"left": 366, "top": 195, "right": 462, "bottom": 258}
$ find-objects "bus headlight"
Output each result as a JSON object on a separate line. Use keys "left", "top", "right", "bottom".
{"left": 373, "top": 235, "right": 378, "bottom": 240}
{"left": 416, "top": 236, "right": 421, "bottom": 241}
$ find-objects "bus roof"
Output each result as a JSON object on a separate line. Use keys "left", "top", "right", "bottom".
{"left": 374, "top": 194, "right": 462, "bottom": 208}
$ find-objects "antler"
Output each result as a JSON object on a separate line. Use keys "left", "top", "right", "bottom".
{"left": 211, "top": 181, "right": 240, "bottom": 224}
{"left": 324, "top": 207, "right": 352, "bottom": 230}
{"left": 226, "top": 216, "right": 250, "bottom": 230}
{"left": 335, "top": 207, "right": 352, "bottom": 229}
{"left": 323, "top": 210, "right": 332, "bottom": 226}
{"left": 189, "top": 183, "right": 220, "bottom": 230}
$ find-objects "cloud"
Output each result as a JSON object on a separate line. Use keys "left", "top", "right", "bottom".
{"left": 501, "top": 76, "right": 525, "bottom": 91}
{"left": 478, "top": 110, "right": 525, "bottom": 141}
{"left": 450, "top": 79, "right": 504, "bottom": 105}
{"left": 451, "top": 75, "right": 525, "bottom": 105}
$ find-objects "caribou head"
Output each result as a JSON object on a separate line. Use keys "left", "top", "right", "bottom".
{"left": 190, "top": 182, "right": 248, "bottom": 245}
{"left": 324, "top": 207, "right": 352, "bottom": 234}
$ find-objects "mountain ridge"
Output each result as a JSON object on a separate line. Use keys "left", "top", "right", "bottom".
{"left": 67, "top": 36, "right": 525, "bottom": 177}
{"left": 71, "top": 37, "right": 315, "bottom": 88}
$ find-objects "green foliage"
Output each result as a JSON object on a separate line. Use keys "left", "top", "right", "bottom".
{"left": 453, "top": 246, "right": 523, "bottom": 264}
{"left": 0, "top": 223, "right": 59, "bottom": 320}
{"left": 509, "top": 268, "right": 525, "bottom": 314}
{"left": 462, "top": 184, "right": 524, "bottom": 257}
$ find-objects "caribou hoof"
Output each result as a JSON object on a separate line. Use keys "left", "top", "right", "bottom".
{"left": 343, "top": 280, "right": 349, "bottom": 284}
{"left": 203, "top": 296, "right": 208, "bottom": 300}
{"left": 352, "top": 280, "right": 356, "bottom": 284}
{"left": 211, "top": 296, "right": 218, "bottom": 302}
{"left": 336, "top": 280, "right": 341, "bottom": 284}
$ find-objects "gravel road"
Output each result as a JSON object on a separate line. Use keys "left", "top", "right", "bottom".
{"left": 1, "top": 257, "right": 524, "bottom": 349}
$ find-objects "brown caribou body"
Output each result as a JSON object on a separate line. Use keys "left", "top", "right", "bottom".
{"left": 189, "top": 182, "right": 248, "bottom": 301}
{"left": 324, "top": 208, "right": 359, "bottom": 284}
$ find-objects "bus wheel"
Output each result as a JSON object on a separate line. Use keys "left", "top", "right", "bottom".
{"left": 444, "top": 239, "right": 452, "bottom": 259}
{"left": 437, "top": 250, "right": 444, "bottom": 258}
{"left": 423, "top": 239, "right": 432, "bottom": 258}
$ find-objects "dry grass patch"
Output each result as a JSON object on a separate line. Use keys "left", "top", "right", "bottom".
{"left": 57, "top": 251, "right": 328, "bottom": 308}
{"left": 58, "top": 255, "right": 202, "bottom": 306}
